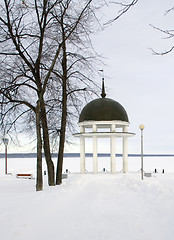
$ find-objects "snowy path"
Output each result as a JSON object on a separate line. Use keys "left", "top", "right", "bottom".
{"left": 0, "top": 173, "right": 174, "bottom": 240}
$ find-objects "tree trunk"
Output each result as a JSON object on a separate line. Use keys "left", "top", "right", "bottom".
{"left": 40, "top": 96, "right": 55, "bottom": 186}
{"left": 56, "top": 24, "right": 67, "bottom": 185}
{"left": 56, "top": 94, "right": 67, "bottom": 185}
{"left": 56, "top": 57, "right": 67, "bottom": 184}
{"left": 36, "top": 101, "right": 43, "bottom": 191}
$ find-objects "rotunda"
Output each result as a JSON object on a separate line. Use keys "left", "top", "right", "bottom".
{"left": 74, "top": 79, "right": 135, "bottom": 173}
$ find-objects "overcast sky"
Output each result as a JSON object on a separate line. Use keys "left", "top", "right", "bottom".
{"left": 1, "top": 0, "right": 174, "bottom": 154}
{"left": 85, "top": 0, "right": 174, "bottom": 154}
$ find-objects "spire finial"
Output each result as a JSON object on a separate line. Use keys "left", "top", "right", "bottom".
{"left": 101, "top": 77, "right": 106, "bottom": 98}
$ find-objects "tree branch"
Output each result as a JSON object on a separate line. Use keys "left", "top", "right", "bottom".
{"left": 104, "top": 0, "right": 138, "bottom": 25}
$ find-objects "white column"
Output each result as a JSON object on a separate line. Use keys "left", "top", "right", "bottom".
{"left": 110, "top": 124, "right": 116, "bottom": 173}
{"left": 93, "top": 124, "right": 98, "bottom": 173}
{"left": 123, "top": 126, "right": 128, "bottom": 173}
{"left": 80, "top": 126, "right": 85, "bottom": 173}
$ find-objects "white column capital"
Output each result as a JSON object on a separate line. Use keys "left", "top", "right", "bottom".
{"left": 80, "top": 126, "right": 85, "bottom": 133}
{"left": 93, "top": 124, "right": 97, "bottom": 132}
{"left": 123, "top": 125, "right": 128, "bottom": 133}
{"left": 111, "top": 124, "right": 115, "bottom": 132}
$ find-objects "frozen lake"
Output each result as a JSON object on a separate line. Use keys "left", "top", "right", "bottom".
{"left": 0, "top": 155, "right": 174, "bottom": 176}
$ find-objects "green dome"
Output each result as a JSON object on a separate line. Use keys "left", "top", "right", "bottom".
{"left": 79, "top": 98, "right": 129, "bottom": 122}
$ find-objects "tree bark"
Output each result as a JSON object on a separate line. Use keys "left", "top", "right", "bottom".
{"left": 56, "top": 83, "right": 67, "bottom": 185}
{"left": 56, "top": 22, "right": 67, "bottom": 185}
{"left": 36, "top": 101, "right": 43, "bottom": 191}
{"left": 40, "top": 95, "right": 55, "bottom": 186}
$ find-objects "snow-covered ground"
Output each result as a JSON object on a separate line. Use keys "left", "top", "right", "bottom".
{"left": 0, "top": 157, "right": 174, "bottom": 240}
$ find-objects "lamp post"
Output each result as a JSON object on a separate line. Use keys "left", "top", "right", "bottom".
{"left": 139, "top": 124, "right": 144, "bottom": 180}
{"left": 2, "top": 136, "right": 9, "bottom": 174}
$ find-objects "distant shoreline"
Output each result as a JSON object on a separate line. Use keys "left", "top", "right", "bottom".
{"left": 0, "top": 153, "right": 174, "bottom": 158}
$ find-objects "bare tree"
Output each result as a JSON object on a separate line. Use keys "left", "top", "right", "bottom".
{"left": 0, "top": 0, "right": 97, "bottom": 188}
{"left": 0, "top": 0, "right": 61, "bottom": 188}
{"left": 36, "top": 101, "right": 43, "bottom": 191}
{"left": 0, "top": 0, "right": 139, "bottom": 189}
{"left": 48, "top": 0, "right": 140, "bottom": 185}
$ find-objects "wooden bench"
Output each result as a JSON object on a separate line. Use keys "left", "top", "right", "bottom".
{"left": 16, "top": 173, "right": 33, "bottom": 179}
